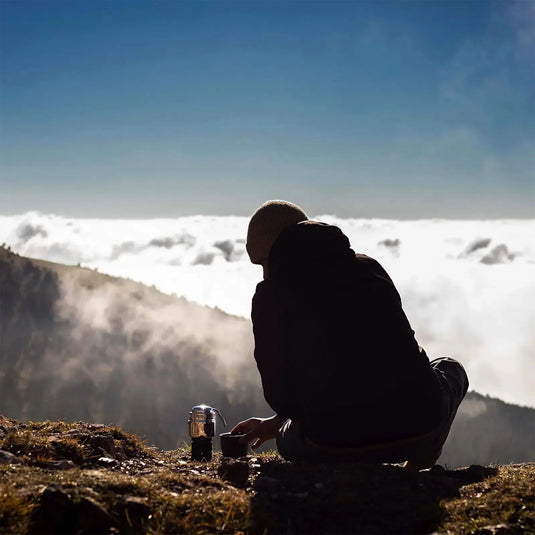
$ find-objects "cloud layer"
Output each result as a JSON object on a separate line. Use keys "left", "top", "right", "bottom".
{"left": 1, "top": 212, "right": 534, "bottom": 408}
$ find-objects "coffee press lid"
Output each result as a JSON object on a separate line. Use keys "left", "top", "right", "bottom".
{"left": 191, "top": 404, "right": 213, "bottom": 413}
{"left": 189, "top": 405, "right": 226, "bottom": 424}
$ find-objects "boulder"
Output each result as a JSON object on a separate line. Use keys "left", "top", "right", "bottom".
{"left": 218, "top": 458, "right": 249, "bottom": 487}
{"left": 0, "top": 449, "right": 24, "bottom": 465}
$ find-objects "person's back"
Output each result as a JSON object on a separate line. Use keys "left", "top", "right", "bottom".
{"left": 253, "top": 219, "right": 442, "bottom": 447}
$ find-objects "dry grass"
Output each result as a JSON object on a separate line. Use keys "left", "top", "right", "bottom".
{"left": 0, "top": 479, "right": 36, "bottom": 534}
{"left": 2, "top": 428, "right": 87, "bottom": 465}
{"left": 440, "top": 464, "right": 535, "bottom": 534}
{"left": 1, "top": 416, "right": 533, "bottom": 534}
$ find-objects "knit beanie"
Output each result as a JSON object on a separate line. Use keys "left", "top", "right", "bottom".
{"left": 246, "top": 200, "right": 308, "bottom": 264}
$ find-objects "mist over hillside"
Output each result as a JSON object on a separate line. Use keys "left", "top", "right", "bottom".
{"left": 1, "top": 212, "right": 534, "bottom": 409}
{"left": 0, "top": 246, "right": 268, "bottom": 449}
{"left": 0, "top": 247, "right": 533, "bottom": 466}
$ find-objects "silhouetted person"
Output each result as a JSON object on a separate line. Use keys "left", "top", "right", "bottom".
{"left": 232, "top": 200, "right": 468, "bottom": 468}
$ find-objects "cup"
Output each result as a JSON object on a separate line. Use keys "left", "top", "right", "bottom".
{"left": 220, "top": 433, "right": 248, "bottom": 458}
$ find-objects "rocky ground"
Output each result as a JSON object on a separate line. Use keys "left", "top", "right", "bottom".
{"left": 0, "top": 415, "right": 533, "bottom": 534}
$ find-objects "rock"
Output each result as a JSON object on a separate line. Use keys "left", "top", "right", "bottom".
{"left": 90, "top": 434, "right": 116, "bottom": 457}
{"left": 86, "top": 423, "right": 107, "bottom": 431}
{"left": 253, "top": 476, "right": 280, "bottom": 492}
{"left": 466, "top": 464, "right": 487, "bottom": 477}
{"left": 463, "top": 464, "right": 496, "bottom": 484}
{"left": 64, "top": 429, "right": 83, "bottom": 438}
{"left": 33, "top": 486, "right": 115, "bottom": 534}
{"left": 119, "top": 496, "right": 151, "bottom": 527}
{"left": 430, "top": 464, "right": 446, "bottom": 474}
{"left": 46, "top": 460, "right": 76, "bottom": 470}
{"left": 114, "top": 441, "right": 128, "bottom": 461}
{"left": 33, "top": 487, "right": 77, "bottom": 533}
{"left": 77, "top": 496, "right": 115, "bottom": 534}
{"left": 97, "top": 456, "right": 118, "bottom": 466}
{"left": 472, "top": 524, "right": 517, "bottom": 534}
{"left": 0, "top": 449, "right": 24, "bottom": 465}
{"left": 217, "top": 458, "right": 249, "bottom": 487}
{"left": 89, "top": 434, "right": 129, "bottom": 460}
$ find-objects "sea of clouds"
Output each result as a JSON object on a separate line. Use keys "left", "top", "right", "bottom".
{"left": 1, "top": 212, "right": 534, "bottom": 409}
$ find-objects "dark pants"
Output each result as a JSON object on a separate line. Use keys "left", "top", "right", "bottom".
{"left": 276, "top": 357, "right": 469, "bottom": 466}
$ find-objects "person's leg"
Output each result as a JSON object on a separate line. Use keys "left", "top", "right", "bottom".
{"left": 279, "top": 358, "right": 469, "bottom": 467}
{"left": 276, "top": 418, "right": 310, "bottom": 461}
{"left": 405, "top": 357, "right": 469, "bottom": 470}
{"left": 276, "top": 418, "right": 338, "bottom": 461}
{"left": 431, "top": 357, "right": 469, "bottom": 422}
{"left": 277, "top": 418, "right": 407, "bottom": 463}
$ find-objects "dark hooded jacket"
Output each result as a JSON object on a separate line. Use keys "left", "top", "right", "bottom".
{"left": 251, "top": 221, "right": 443, "bottom": 447}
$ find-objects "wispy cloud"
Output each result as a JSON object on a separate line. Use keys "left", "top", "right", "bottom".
{"left": 439, "top": 1, "right": 534, "bottom": 125}
{"left": 506, "top": 0, "right": 535, "bottom": 51}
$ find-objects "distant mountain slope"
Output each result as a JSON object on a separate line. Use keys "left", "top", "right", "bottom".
{"left": 0, "top": 246, "right": 267, "bottom": 449}
{"left": 1, "top": 246, "right": 533, "bottom": 466}
{"left": 442, "top": 391, "right": 535, "bottom": 467}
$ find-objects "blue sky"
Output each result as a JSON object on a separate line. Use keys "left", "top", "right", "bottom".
{"left": 1, "top": 0, "right": 534, "bottom": 218}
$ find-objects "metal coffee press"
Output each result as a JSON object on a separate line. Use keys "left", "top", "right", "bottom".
{"left": 188, "top": 405, "right": 226, "bottom": 461}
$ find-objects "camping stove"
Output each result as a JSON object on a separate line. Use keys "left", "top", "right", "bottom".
{"left": 188, "top": 405, "right": 226, "bottom": 461}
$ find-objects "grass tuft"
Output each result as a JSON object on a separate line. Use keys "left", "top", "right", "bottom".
{"left": 0, "top": 482, "right": 35, "bottom": 535}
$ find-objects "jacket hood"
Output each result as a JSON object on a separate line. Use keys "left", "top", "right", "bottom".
{"left": 268, "top": 220, "right": 354, "bottom": 279}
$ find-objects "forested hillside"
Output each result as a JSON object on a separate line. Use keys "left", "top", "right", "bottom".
{"left": 1, "top": 246, "right": 533, "bottom": 466}
{"left": 441, "top": 391, "right": 535, "bottom": 467}
{"left": 0, "top": 246, "right": 267, "bottom": 449}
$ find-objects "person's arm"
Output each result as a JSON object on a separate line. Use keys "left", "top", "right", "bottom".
{"left": 231, "top": 415, "right": 281, "bottom": 450}
{"left": 251, "top": 281, "right": 292, "bottom": 420}
{"left": 230, "top": 281, "right": 291, "bottom": 450}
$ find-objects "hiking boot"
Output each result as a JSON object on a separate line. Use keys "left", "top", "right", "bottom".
{"left": 403, "top": 447, "right": 442, "bottom": 471}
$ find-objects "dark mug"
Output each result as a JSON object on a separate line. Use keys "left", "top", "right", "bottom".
{"left": 220, "top": 433, "right": 248, "bottom": 458}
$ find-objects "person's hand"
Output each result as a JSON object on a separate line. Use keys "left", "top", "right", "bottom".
{"left": 231, "top": 415, "right": 281, "bottom": 450}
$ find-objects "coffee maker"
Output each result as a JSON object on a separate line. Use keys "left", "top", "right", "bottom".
{"left": 188, "top": 404, "right": 226, "bottom": 461}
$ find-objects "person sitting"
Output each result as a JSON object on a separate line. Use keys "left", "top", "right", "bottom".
{"left": 232, "top": 200, "right": 468, "bottom": 469}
